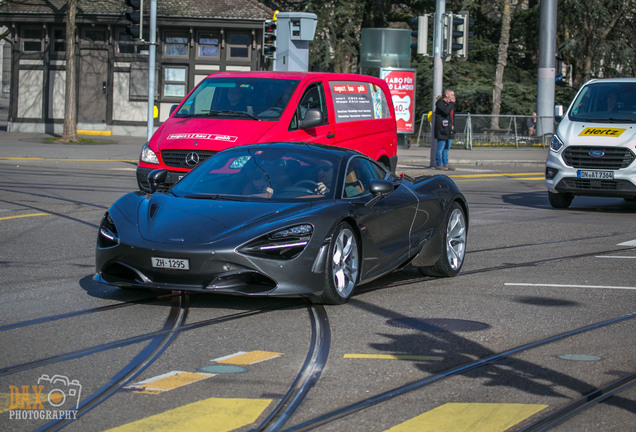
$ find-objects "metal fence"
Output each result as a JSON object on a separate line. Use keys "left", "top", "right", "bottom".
{"left": 412, "top": 114, "right": 554, "bottom": 149}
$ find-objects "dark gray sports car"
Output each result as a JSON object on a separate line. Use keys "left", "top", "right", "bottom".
{"left": 95, "top": 143, "right": 468, "bottom": 304}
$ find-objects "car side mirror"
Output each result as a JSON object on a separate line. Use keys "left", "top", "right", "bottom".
{"left": 554, "top": 105, "right": 563, "bottom": 123}
{"left": 169, "top": 104, "right": 179, "bottom": 116}
{"left": 365, "top": 179, "right": 394, "bottom": 208}
{"left": 148, "top": 169, "right": 168, "bottom": 193}
{"left": 299, "top": 108, "right": 324, "bottom": 129}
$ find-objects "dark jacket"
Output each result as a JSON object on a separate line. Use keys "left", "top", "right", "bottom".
{"left": 434, "top": 98, "right": 455, "bottom": 140}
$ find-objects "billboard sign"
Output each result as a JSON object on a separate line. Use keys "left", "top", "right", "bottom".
{"left": 380, "top": 68, "right": 416, "bottom": 134}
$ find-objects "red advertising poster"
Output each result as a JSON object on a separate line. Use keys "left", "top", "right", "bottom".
{"left": 380, "top": 68, "right": 416, "bottom": 133}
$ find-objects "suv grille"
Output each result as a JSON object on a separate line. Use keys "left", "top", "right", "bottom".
{"left": 161, "top": 150, "right": 217, "bottom": 169}
{"left": 562, "top": 146, "right": 635, "bottom": 169}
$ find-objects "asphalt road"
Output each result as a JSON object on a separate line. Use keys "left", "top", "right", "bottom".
{"left": 0, "top": 145, "right": 634, "bottom": 432}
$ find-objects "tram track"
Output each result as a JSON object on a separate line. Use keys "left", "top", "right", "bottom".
{"left": 35, "top": 292, "right": 189, "bottom": 432}
{"left": 280, "top": 311, "right": 636, "bottom": 431}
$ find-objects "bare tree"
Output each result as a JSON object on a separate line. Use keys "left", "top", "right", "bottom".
{"left": 490, "top": 0, "right": 515, "bottom": 129}
{"left": 60, "top": 0, "right": 78, "bottom": 142}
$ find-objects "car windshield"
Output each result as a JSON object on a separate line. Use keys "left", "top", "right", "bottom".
{"left": 173, "top": 78, "right": 300, "bottom": 121}
{"left": 569, "top": 82, "right": 636, "bottom": 123}
{"left": 171, "top": 147, "right": 339, "bottom": 201}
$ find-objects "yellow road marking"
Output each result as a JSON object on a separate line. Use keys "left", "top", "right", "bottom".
{"left": 125, "top": 371, "right": 214, "bottom": 395}
{"left": 214, "top": 350, "right": 283, "bottom": 366}
{"left": 385, "top": 403, "right": 548, "bottom": 432}
{"left": 104, "top": 397, "right": 272, "bottom": 432}
{"left": 344, "top": 354, "right": 443, "bottom": 361}
{"left": 0, "top": 213, "right": 49, "bottom": 221}
{"left": 77, "top": 130, "right": 113, "bottom": 136}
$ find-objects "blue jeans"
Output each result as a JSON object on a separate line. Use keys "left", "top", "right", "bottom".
{"left": 436, "top": 139, "right": 451, "bottom": 166}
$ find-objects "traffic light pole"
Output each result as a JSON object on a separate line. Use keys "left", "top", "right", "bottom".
{"left": 430, "top": 0, "right": 445, "bottom": 166}
{"left": 146, "top": 0, "right": 156, "bottom": 142}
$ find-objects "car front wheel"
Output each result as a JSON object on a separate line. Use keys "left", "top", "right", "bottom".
{"left": 320, "top": 222, "right": 360, "bottom": 304}
{"left": 418, "top": 202, "right": 467, "bottom": 278}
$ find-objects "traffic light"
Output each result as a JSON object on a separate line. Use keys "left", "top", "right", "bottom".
{"left": 263, "top": 20, "right": 277, "bottom": 59}
{"left": 410, "top": 15, "right": 430, "bottom": 55}
{"left": 449, "top": 11, "right": 473, "bottom": 59}
{"left": 125, "top": 0, "right": 141, "bottom": 39}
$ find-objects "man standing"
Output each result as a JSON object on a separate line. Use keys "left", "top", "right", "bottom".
{"left": 434, "top": 89, "right": 456, "bottom": 170}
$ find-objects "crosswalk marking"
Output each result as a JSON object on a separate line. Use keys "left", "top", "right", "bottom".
{"left": 384, "top": 403, "right": 548, "bottom": 432}
{"left": 213, "top": 350, "right": 283, "bottom": 365}
{"left": 124, "top": 371, "right": 214, "bottom": 395}
{"left": 105, "top": 397, "right": 272, "bottom": 432}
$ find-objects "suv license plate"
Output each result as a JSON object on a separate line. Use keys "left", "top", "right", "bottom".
{"left": 152, "top": 257, "right": 190, "bottom": 270}
{"left": 577, "top": 170, "right": 614, "bottom": 180}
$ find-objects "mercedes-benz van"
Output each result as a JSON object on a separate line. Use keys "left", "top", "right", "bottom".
{"left": 545, "top": 78, "right": 636, "bottom": 208}
{"left": 136, "top": 71, "right": 398, "bottom": 192}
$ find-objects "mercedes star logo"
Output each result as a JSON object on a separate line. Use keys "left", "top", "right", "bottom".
{"left": 185, "top": 152, "right": 200, "bottom": 167}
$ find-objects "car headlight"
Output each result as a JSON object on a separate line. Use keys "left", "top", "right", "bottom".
{"left": 239, "top": 224, "right": 313, "bottom": 260}
{"left": 549, "top": 134, "right": 564, "bottom": 152}
{"left": 98, "top": 212, "right": 119, "bottom": 248}
{"left": 140, "top": 144, "right": 159, "bottom": 164}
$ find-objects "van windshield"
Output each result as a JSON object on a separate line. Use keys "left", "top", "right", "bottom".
{"left": 569, "top": 82, "right": 636, "bottom": 123}
{"left": 174, "top": 78, "right": 300, "bottom": 121}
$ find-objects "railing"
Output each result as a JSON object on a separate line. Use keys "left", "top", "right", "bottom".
{"left": 413, "top": 113, "right": 554, "bottom": 149}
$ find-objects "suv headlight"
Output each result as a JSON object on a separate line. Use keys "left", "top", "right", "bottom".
{"left": 549, "top": 134, "right": 564, "bottom": 152}
{"left": 140, "top": 144, "right": 159, "bottom": 164}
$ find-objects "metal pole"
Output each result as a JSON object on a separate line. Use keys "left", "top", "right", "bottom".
{"left": 146, "top": 0, "right": 157, "bottom": 142}
{"left": 537, "top": 0, "right": 557, "bottom": 137}
{"left": 430, "top": 0, "right": 446, "bottom": 166}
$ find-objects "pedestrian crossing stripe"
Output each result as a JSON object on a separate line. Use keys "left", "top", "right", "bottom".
{"left": 104, "top": 397, "right": 272, "bottom": 432}
{"left": 212, "top": 350, "right": 283, "bottom": 365}
{"left": 384, "top": 403, "right": 548, "bottom": 432}
{"left": 124, "top": 371, "right": 214, "bottom": 395}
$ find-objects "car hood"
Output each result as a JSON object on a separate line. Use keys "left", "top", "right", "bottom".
{"left": 151, "top": 117, "right": 277, "bottom": 152}
{"left": 558, "top": 120, "right": 635, "bottom": 147}
{"left": 134, "top": 193, "right": 316, "bottom": 244}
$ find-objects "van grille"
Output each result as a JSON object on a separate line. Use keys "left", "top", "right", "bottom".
{"left": 161, "top": 150, "right": 217, "bottom": 169}
{"left": 562, "top": 146, "right": 635, "bottom": 169}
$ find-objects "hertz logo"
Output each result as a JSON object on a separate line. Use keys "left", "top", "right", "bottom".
{"left": 578, "top": 128, "right": 626, "bottom": 137}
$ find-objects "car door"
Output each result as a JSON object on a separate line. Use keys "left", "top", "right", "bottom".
{"left": 285, "top": 81, "right": 337, "bottom": 144}
{"left": 345, "top": 157, "right": 417, "bottom": 279}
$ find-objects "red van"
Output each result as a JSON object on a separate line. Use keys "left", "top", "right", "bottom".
{"left": 136, "top": 71, "right": 398, "bottom": 191}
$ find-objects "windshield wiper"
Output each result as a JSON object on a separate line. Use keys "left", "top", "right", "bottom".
{"left": 203, "top": 110, "right": 260, "bottom": 120}
{"left": 183, "top": 194, "right": 251, "bottom": 201}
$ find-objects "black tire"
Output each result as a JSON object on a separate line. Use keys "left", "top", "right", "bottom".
{"left": 548, "top": 191, "right": 574, "bottom": 209}
{"left": 319, "top": 222, "right": 360, "bottom": 305}
{"left": 418, "top": 202, "right": 467, "bottom": 278}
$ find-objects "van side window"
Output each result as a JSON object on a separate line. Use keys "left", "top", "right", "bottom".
{"left": 289, "top": 83, "right": 328, "bottom": 130}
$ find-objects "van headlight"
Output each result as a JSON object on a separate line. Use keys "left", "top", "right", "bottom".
{"left": 549, "top": 135, "right": 564, "bottom": 152}
{"left": 140, "top": 144, "right": 159, "bottom": 164}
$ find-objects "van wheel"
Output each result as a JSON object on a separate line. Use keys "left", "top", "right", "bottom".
{"left": 548, "top": 191, "right": 573, "bottom": 209}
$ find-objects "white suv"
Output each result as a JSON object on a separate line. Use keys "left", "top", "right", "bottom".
{"left": 546, "top": 78, "right": 636, "bottom": 208}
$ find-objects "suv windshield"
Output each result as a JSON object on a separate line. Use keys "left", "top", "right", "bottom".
{"left": 569, "top": 82, "right": 636, "bottom": 123}
{"left": 174, "top": 78, "right": 300, "bottom": 121}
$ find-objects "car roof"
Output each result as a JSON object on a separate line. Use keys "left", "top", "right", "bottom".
{"left": 204, "top": 70, "right": 389, "bottom": 86}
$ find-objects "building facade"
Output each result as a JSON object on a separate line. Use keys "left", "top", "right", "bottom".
{"left": 0, "top": 0, "right": 273, "bottom": 136}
